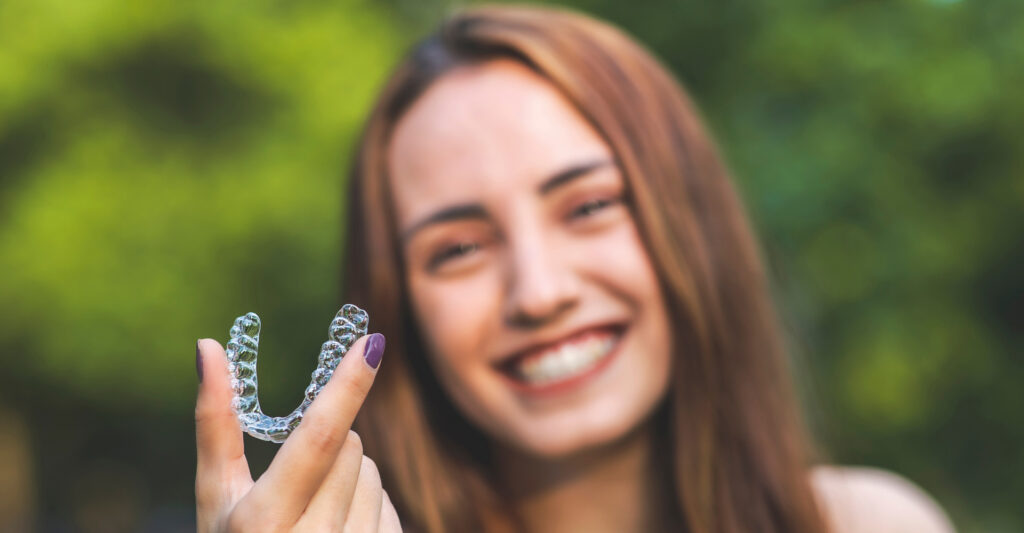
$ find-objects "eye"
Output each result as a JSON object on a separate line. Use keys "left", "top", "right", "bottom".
{"left": 428, "top": 241, "right": 481, "bottom": 270}
{"left": 569, "top": 197, "right": 619, "bottom": 219}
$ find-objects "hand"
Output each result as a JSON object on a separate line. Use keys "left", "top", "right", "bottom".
{"left": 194, "top": 334, "right": 402, "bottom": 532}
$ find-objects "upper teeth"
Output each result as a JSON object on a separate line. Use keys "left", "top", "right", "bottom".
{"left": 516, "top": 336, "right": 616, "bottom": 384}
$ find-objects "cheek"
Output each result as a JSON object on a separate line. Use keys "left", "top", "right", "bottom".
{"left": 408, "top": 272, "right": 502, "bottom": 378}
{"left": 573, "top": 223, "right": 663, "bottom": 304}
{"left": 573, "top": 222, "right": 672, "bottom": 371}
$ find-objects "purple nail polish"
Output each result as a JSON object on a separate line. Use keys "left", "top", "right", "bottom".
{"left": 195, "top": 341, "right": 204, "bottom": 383}
{"left": 364, "top": 333, "right": 385, "bottom": 370}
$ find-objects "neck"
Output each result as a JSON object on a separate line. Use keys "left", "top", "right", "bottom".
{"left": 491, "top": 420, "right": 675, "bottom": 533}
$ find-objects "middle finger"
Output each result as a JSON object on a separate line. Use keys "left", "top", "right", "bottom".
{"left": 243, "top": 333, "right": 384, "bottom": 523}
{"left": 296, "top": 430, "right": 365, "bottom": 528}
{"left": 342, "top": 455, "right": 384, "bottom": 533}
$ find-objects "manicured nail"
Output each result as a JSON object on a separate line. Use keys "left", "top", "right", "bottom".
{"left": 363, "top": 333, "right": 385, "bottom": 370}
{"left": 195, "top": 340, "right": 204, "bottom": 383}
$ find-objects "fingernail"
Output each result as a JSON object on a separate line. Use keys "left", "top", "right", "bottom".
{"left": 363, "top": 333, "right": 385, "bottom": 370}
{"left": 195, "top": 340, "right": 204, "bottom": 383}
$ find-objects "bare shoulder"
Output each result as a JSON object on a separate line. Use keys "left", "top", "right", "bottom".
{"left": 809, "top": 465, "right": 956, "bottom": 533}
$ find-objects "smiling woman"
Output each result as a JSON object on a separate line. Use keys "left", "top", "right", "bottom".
{"left": 387, "top": 58, "right": 673, "bottom": 463}
{"left": 194, "top": 4, "right": 954, "bottom": 533}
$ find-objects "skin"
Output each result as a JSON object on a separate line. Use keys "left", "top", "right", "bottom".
{"left": 388, "top": 59, "right": 673, "bottom": 460}
{"left": 812, "top": 467, "right": 956, "bottom": 533}
{"left": 388, "top": 58, "right": 675, "bottom": 532}
{"left": 194, "top": 335, "right": 403, "bottom": 532}
{"left": 194, "top": 58, "right": 955, "bottom": 533}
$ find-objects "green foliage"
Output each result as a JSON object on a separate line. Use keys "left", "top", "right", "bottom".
{"left": 0, "top": 0, "right": 403, "bottom": 411}
{"left": 1, "top": 0, "right": 1020, "bottom": 530}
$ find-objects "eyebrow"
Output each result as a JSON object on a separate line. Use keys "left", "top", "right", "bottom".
{"left": 400, "top": 158, "right": 615, "bottom": 244}
{"left": 401, "top": 203, "right": 489, "bottom": 243}
{"left": 537, "top": 158, "right": 614, "bottom": 194}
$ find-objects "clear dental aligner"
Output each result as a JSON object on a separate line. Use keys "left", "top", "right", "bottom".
{"left": 226, "top": 304, "right": 369, "bottom": 443}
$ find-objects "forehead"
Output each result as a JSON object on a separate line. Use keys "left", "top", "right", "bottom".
{"left": 387, "top": 59, "right": 612, "bottom": 226}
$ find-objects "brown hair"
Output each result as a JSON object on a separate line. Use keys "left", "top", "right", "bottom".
{"left": 343, "top": 4, "right": 827, "bottom": 532}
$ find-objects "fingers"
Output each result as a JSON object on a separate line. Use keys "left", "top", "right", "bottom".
{"left": 195, "top": 339, "right": 253, "bottom": 531}
{"left": 379, "top": 491, "right": 403, "bottom": 533}
{"left": 296, "top": 430, "right": 365, "bottom": 529}
{"left": 343, "top": 456, "right": 384, "bottom": 533}
{"left": 296, "top": 432, "right": 400, "bottom": 533}
{"left": 195, "top": 338, "right": 251, "bottom": 481}
{"left": 246, "top": 332, "right": 385, "bottom": 524}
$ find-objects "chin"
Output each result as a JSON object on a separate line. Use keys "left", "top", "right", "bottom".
{"left": 521, "top": 420, "right": 640, "bottom": 459}
{"left": 507, "top": 386, "right": 664, "bottom": 459}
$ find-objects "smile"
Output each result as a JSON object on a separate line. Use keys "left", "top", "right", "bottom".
{"left": 496, "top": 326, "right": 624, "bottom": 394}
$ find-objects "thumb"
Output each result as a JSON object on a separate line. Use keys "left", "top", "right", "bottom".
{"left": 195, "top": 338, "right": 250, "bottom": 481}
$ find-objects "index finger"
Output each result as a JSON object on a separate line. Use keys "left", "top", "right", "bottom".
{"left": 245, "top": 332, "right": 385, "bottom": 519}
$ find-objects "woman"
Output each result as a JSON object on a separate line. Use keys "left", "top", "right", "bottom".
{"left": 195, "top": 5, "right": 954, "bottom": 532}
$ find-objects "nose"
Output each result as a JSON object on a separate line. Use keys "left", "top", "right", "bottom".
{"left": 502, "top": 222, "right": 580, "bottom": 329}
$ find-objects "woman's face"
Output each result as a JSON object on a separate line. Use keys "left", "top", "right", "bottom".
{"left": 388, "top": 60, "right": 672, "bottom": 458}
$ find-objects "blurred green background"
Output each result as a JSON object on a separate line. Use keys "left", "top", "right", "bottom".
{"left": 0, "top": 0, "right": 1020, "bottom": 531}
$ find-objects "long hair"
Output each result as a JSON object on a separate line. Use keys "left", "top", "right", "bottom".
{"left": 343, "top": 5, "right": 827, "bottom": 532}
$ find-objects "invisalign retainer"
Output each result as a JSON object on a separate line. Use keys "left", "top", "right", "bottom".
{"left": 225, "top": 304, "right": 369, "bottom": 443}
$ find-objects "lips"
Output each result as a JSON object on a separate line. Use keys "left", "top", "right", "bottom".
{"left": 495, "top": 325, "right": 625, "bottom": 393}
